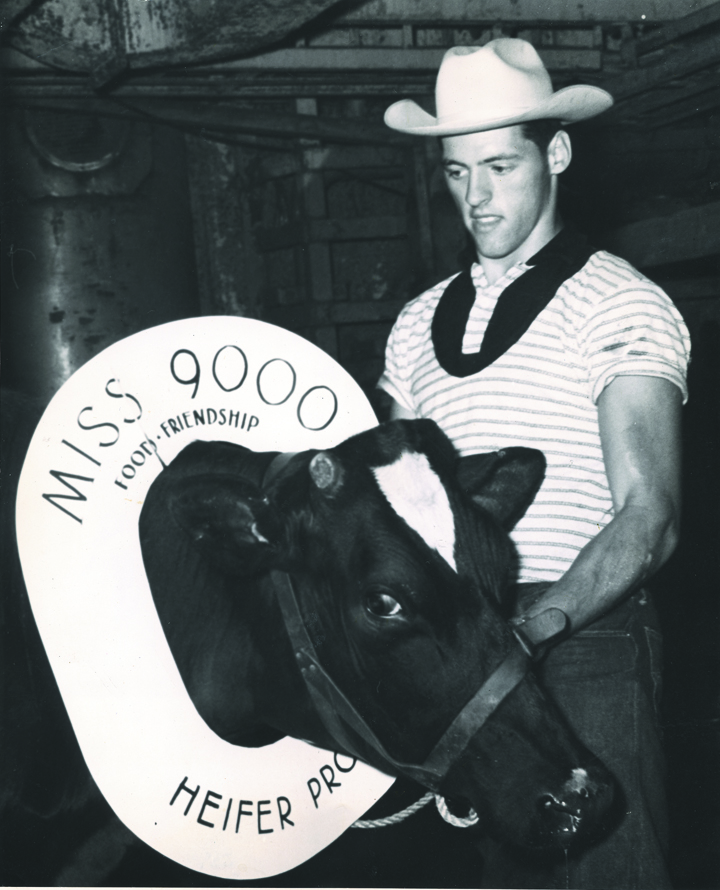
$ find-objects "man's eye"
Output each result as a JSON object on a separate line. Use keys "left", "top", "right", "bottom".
{"left": 365, "top": 591, "right": 403, "bottom": 618}
{"left": 491, "top": 165, "right": 509, "bottom": 174}
{"left": 444, "top": 167, "right": 464, "bottom": 180}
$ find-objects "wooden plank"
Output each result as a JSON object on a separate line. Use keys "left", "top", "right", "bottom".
{"left": 605, "top": 201, "right": 720, "bottom": 268}
{"left": 636, "top": 2, "right": 720, "bottom": 55}
{"left": 603, "top": 30, "right": 720, "bottom": 103}
{"left": 303, "top": 145, "right": 405, "bottom": 171}
{"left": 335, "top": 0, "right": 717, "bottom": 23}
{"left": 641, "top": 85, "right": 720, "bottom": 129}
{"left": 256, "top": 215, "right": 407, "bottom": 251}
{"left": 605, "top": 73, "right": 720, "bottom": 125}
{"left": 265, "top": 299, "right": 407, "bottom": 330}
{"left": 313, "top": 215, "right": 407, "bottom": 241}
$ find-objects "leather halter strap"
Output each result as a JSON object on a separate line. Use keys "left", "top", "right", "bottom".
{"left": 263, "top": 451, "right": 298, "bottom": 487}
{"left": 271, "top": 569, "right": 529, "bottom": 791}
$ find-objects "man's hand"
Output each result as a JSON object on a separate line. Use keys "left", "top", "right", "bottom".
{"left": 511, "top": 606, "right": 570, "bottom": 660}
{"left": 513, "top": 375, "right": 682, "bottom": 635}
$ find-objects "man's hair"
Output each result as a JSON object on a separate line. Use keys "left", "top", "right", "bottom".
{"left": 520, "top": 118, "right": 563, "bottom": 154}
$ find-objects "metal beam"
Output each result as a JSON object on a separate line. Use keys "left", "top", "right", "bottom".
{"left": 0, "top": 44, "right": 602, "bottom": 74}
{"left": 9, "top": 96, "right": 409, "bottom": 145}
{"left": 186, "top": 46, "right": 602, "bottom": 72}
{"left": 605, "top": 201, "right": 720, "bottom": 268}
{"left": 1, "top": 74, "right": 438, "bottom": 100}
{"left": 124, "top": 98, "right": 406, "bottom": 144}
{"left": 335, "top": 0, "right": 718, "bottom": 24}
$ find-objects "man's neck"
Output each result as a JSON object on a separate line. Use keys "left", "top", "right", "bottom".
{"left": 479, "top": 217, "right": 564, "bottom": 285}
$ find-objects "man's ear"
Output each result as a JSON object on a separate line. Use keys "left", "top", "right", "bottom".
{"left": 169, "top": 476, "right": 279, "bottom": 576}
{"left": 456, "top": 447, "right": 546, "bottom": 529}
{"left": 548, "top": 129, "right": 572, "bottom": 175}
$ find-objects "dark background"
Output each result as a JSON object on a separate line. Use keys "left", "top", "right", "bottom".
{"left": 1, "top": 0, "right": 718, "bottom": 886}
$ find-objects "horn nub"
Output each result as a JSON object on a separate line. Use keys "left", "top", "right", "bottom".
{"left": 309, "top": 452, "right": 338, "bottom": 490}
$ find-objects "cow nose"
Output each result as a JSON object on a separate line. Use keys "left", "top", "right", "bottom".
{"left": 537, "top": 794, "right": 583, "bottom": 846}
{"left": 536, "top": 768, "right": 615, "bottom": 849}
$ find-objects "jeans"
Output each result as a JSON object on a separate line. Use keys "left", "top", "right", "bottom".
{"left": 480, "top": 593, "right": 672, "bottom": 889}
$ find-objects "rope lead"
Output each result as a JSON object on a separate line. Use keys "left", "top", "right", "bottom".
{"left": 351, "top": 793, "right": 478, "bottom": 829}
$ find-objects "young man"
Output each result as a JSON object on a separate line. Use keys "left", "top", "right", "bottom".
{"left": 379, "top": 39, "right": 690, "bottom": 889}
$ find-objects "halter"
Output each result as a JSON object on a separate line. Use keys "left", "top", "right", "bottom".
{"left": 271, "top": 569, "right": 529, "bottom": 792}
{"left": 262, "top": 451, "right": 562, "bottom": 791}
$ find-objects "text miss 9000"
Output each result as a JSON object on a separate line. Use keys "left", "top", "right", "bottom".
{"left": 41, "top": 344, "right": 341, "bottom": 526}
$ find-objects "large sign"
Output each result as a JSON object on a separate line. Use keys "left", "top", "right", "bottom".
{"left": 16, "top": 317, "right": 394, "bottom": 880}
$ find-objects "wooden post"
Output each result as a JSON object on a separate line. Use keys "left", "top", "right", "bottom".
{"left": 296, "top": 97, "right": 338, "bottom": 359}
{"left": 412, "top": 143, "right": 434, "bottom": 284}
{"left": 185, "top": 135, "right": 262, "bottom": 317}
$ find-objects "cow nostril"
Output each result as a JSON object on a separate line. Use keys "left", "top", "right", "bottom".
{"left": 538, "top": 794, "right": 582, "bottom": 842}
{"left": 538, "top": 794, "right": 582, "bottom": 818}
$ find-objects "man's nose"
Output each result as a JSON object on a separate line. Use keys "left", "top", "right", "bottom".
{"left": 466, "top": 169, "right": 492, "bottom": 207}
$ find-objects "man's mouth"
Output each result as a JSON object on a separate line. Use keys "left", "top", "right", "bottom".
{"left": 471, "top": 215, "right": 502, "bottom": 228}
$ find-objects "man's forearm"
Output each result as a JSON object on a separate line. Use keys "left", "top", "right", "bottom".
{"left": 515, "top": 376, "right": 683, "bottom": 637}
{"left": 515, "top": 498, "right": 679, "bottom": 634}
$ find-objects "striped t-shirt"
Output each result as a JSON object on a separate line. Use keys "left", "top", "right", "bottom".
{"left": 378, "top": 250, "right": 691, "bottom": 583}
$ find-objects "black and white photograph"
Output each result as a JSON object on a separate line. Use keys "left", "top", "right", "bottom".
{"left": 1, "top": 2, "right": 718, "bottom": 888}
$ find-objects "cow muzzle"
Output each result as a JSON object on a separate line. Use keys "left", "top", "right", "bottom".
{"left": 535, "top": 766, "right": 615, "bottom": 850}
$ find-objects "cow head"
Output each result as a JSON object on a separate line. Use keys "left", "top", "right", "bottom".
{"left": 141, "top": 419, "right": 616, "bottom": 854}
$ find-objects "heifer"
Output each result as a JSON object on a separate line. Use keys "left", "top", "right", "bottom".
{"left": 139, "top": 418, "right": 618, "bottom": 856}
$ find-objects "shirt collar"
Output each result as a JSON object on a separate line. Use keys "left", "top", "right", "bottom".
{"left": 470, "top": 260, "right": 531, "bottom": 293}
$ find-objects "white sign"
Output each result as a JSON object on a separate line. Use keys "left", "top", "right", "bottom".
{"left": 16, "top": 317, "right": 394, "bottom": 880}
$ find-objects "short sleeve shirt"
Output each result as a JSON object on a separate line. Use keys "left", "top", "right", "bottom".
{"left": 378, "top": 250, "right": 691, "bottom": 583}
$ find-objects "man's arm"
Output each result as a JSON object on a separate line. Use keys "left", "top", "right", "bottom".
{"left": 514, "top": 375, "right": 682, "bottom": 635}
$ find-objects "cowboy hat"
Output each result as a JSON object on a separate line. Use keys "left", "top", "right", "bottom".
{"left": 384, "top": 38, "right": 613, "bottom": 136}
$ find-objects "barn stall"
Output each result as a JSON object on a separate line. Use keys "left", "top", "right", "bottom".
{"left": 1, "top": 0, "right": 718, "bottom": 886}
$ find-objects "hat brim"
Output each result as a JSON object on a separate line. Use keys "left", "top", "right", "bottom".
{"left": 384, "top": 85, "right": 613, "bottom": 136}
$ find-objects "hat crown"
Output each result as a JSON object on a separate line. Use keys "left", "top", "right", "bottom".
{"left": 383, "top": 37, "right": 613, "bottom": 136}
{"left": 435, "top": 39, "right": 554, "bottom": 127}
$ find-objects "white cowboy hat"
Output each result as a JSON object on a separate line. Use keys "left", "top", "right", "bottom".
{"left": 385, "top": 38, "right": 613, "bottom": 136}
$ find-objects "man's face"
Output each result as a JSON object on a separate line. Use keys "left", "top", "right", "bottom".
{"left": 441, "top": 125, "right": 556, "bottom": 266}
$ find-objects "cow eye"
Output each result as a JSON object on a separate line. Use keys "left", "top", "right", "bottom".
{"left": 365, "top": 590, "right": 403, "bottom": 618}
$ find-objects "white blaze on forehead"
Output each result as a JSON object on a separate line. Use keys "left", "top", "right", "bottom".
{"left": 372, "top": 451, "right": 457, "bottom": 571}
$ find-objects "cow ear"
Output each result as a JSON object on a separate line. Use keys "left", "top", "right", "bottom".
{"left": 169, "top": 476, "right": 279, "bottom": 576}
{"left": 456, "top": 447, "right": 546, "bottom": 529}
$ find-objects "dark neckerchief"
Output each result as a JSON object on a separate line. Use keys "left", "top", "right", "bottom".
{"left": 431, "top": 228, "right": 596, "bottom": 378}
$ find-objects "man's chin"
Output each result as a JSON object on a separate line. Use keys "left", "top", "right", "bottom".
{"left": 473, "top": 241, "right": 518, "bottom": 263}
